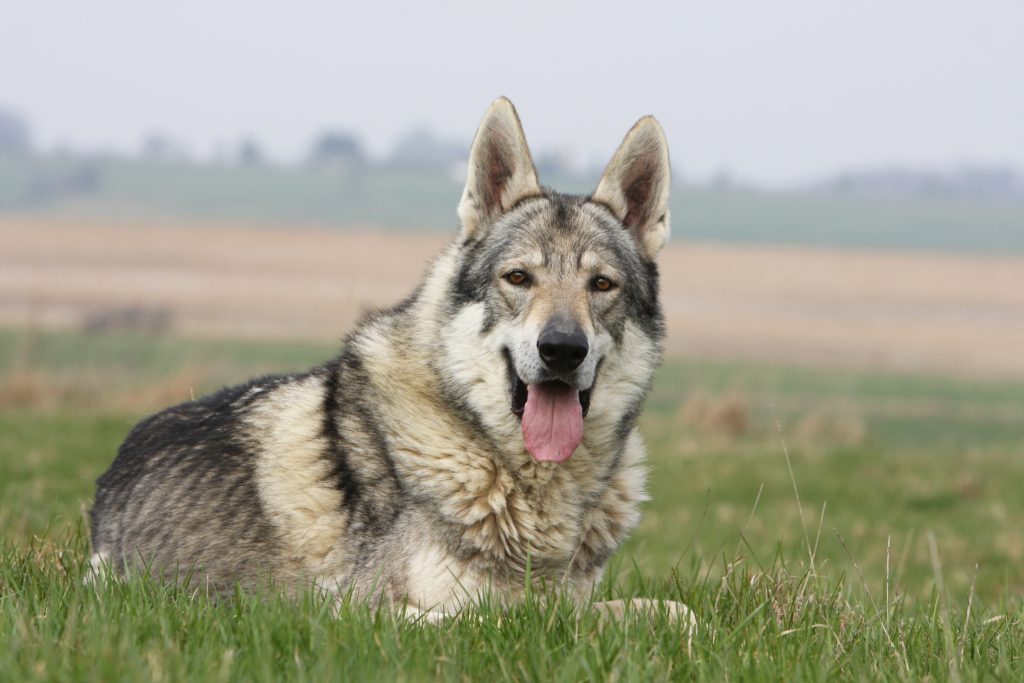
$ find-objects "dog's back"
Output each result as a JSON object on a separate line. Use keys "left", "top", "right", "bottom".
{"left": 92, "top": 338, "right": 413, "bottom": 595}
{"left": 91, "top": 373, "right": 305, "bottom": 586}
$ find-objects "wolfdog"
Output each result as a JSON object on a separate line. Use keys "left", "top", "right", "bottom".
{"left": 91, "top": 98, "right": 688, "bottom": 624}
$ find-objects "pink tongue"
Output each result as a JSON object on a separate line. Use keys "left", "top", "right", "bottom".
{"left": 521, "top": 382, "right": 583, "bottom": 463}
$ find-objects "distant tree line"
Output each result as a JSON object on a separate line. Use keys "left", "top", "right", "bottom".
{"left": 818, "top": 166, "right": 1024, "bottom": 200}
{"left": 305, "top": 127, "right": 472, "bottom": 175}
{"left": 0, "top": 107, "right": 31, "bottom": 155}
{"left": 3, "top": 104, "right": 1022, "bottom": 198}
{"left": 0, "top": 104, "right": 584, "bottom": 180}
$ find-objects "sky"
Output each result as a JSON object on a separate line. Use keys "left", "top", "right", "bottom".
{"left": 2, "top": 0, "right": 1022, "bottom": 185}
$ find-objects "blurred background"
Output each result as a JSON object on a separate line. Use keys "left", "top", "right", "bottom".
{"left": 1, "top": 1, "right": 1022, "bottom": 599}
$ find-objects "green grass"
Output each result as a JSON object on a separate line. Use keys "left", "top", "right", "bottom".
{"left": 4, "top": 156, "right": 1024, "bottom": 252}
{"left": 6, "top": 526, "right": 1023, "bottom": 681}
{"left": 2, "top": 328, "right": 1023, "bottom": 680}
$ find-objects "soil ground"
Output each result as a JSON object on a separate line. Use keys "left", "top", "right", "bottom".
{"left": 3, "top": 216, "right": 1023, "bottom": 378}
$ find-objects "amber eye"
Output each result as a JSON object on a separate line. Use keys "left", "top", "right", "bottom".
{"left": 505, "top": 270, "right": 530, "bottom": 286}
{"left": 592, "top": 276, "right": 615, "bottom": 292}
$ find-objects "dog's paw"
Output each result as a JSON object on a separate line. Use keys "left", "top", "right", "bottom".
{"left": 83, "top": 552, "right": 114, "bottom": 587}
{"left": 591, "top": 599, "right": 696, "bottom": 652}
{"left": 393, "top": 603, "right": 473, "bottom": 625}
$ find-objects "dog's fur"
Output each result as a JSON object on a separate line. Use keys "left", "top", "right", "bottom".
{"left": 91, "top": 98, "right": 676, "bottom": 619}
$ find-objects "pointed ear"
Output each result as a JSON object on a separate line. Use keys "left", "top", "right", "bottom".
{"left": 592, "top": 116, "right": 671, "bottom": 259}
{"left": 457, "top": 98, "right": 541, "bottom": 238}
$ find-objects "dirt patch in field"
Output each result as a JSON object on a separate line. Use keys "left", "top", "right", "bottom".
{"left": 2, "top": 216, "right": 1023, "bottom": 378}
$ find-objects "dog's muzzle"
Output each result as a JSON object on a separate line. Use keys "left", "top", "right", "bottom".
{"left": 503, "top": 349, "right": 592, "bottom": 419}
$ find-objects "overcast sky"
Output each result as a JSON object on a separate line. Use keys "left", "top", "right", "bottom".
{"left": 2, "top": 0, "right": 1022, "bottom": 184}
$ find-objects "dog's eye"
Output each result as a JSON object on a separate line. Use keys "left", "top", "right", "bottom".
{"left": 591, "top": 276, "right": 616, "bottom": 292}
{"left": 505, "top": 270, "right": 531, "bottom": 286}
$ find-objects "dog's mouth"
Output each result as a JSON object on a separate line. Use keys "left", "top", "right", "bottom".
{"left": 503, "top": 349, "right": 592, "bottom": 464}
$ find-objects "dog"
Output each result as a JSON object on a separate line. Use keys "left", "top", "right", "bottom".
{"left": 90, "top": 98, "right": 691, "bottom": 628}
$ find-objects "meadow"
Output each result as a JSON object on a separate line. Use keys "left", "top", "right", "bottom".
{"left": 2, "top": 328, "right": 1023, "bottom": 680}
{"left": 4, "top": 156, "right": 1024, "bottom": 253}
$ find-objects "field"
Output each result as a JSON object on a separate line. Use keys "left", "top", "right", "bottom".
{"left": 4, "top": 156, "right": 1024, "bottom": 252}
{"left": 2, "top": 327, "right": 1023, "bottom": 680}
{"left": 2, "top": 205, "right": 1024, "bottom": 679}
{"left": 4, "top": 219, "right": 1024, "bottom": 378}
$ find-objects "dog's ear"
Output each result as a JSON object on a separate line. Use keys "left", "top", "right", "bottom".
{"left": 592, "top": 117, "right": 671, "bottom": 259}
{"left": 458, "top": 97, "right": 541, "bottom": 238}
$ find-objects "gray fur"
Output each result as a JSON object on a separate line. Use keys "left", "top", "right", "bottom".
{"left": 91, "top": 98, "right": 673, "bottom": 615}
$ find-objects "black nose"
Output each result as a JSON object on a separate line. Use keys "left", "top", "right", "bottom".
{"left": 537, "top": 322, "right": 589, "bottom": 372}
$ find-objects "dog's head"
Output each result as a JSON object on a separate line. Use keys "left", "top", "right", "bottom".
{"left": 448, "top": 98, "right": 669, "bottom": 464}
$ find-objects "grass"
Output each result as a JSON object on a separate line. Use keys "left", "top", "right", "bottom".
{"left": 2, "top": 328, "right": 1023, "bottom": 680}
{"left": 6, "top": 526, "right": 1023, "bottom": 681}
